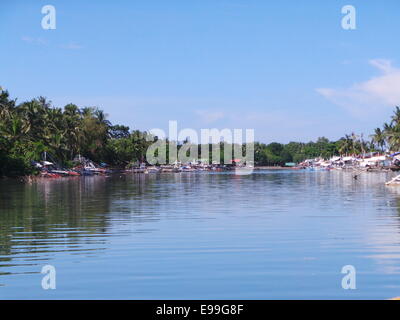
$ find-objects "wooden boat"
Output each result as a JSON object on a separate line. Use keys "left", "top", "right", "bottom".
{"left": 386, "top": 174, "right": 400, "bottom": 186}
{"left": 40, "top": 171, "right": 62, "bottom": 178}
{"left": 181, "top": 166, "right": 195, "bottom": 172}
{"left": 66, "top": 170, "right": 80, "bottom": 176}
{"left": 127, "top": 168, "right": 146, "bottom": 173}
{"left": 234, "top": 166, "right": 254, "bottom": 175}
{"left": 51, "top": 170, "right": 80, "bottom": 176}
{"left": 84, "top": 166, "right": 108, "bottom": 174}
{"left": 147, "top": 166, "right": 160, "bottom": 173}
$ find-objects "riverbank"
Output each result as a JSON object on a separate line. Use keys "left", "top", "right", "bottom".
{"left": 254, "top": 166, "right": 300, "bottom": 170}
{"left": 4, "top": 163, "right": 400, "bottom": 185}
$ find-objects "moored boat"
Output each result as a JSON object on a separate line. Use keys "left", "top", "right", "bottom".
{"left": 386, "top": 174, "right": 400, "bottom": 186}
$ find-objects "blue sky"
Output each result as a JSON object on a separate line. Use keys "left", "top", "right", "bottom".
{"left": 1, "top": 0, "right": 400, "bottom": 143}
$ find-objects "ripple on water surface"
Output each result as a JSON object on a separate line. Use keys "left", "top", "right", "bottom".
{"left": 1, "top": 170, "right": 400, "bottom": 299}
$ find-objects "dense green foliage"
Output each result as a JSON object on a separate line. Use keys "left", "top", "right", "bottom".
{"left": 0, "top": 90, "right": 152, "bottom": 176}
{"left": 254, "top": 135, "right": 374, "bottom": 166}
{"left": 370, "top": 106, "right": 400, "bottom": 152}
{"left": 0, "top": 90, "right": 398, "bottom": 175}
{"left": 252, "top": 106, "right": 400, "bottom": 166}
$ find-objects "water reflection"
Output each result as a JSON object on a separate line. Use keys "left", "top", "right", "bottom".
{"left": 1, "top": 171, "right": 400, "bottom": 298}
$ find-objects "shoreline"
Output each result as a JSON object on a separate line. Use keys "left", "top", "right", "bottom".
{"left": 253, "top": 166, "right": 299, "bottom": 170}
{"left": 2, "top": 165, "right": 399, "bottom": 181}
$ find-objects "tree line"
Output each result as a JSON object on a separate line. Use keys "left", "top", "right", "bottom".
{"left": 253, "top": 107, "right": 400, "bottom": 166}
{"left": 0, "top": 89, "right": 398, "bottom": 176}
{"left": 0, "top": 90, "right": 152, "bottom": 176}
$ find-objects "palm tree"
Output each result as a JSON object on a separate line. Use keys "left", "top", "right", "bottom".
{"left": 350, "top": 132, "right": 359, "bottom": 154}
{"left": 0, "top": 90, "right": 16, "bottom": 122}
{"left": 338, "top": 135, "right": 353, "bottom": 155}
{"left": 391, "top": 106, "right": 400, "bottom": 125}
{"left": 63, "top": 104, "right": 83, "bottom": 157}
{"left": 37, "top": 96, "right": 52, "bottom": 110}
{"left": 382, "top": 107, "right": 400, "bottom": 151}
{"left": 0, "top": 114, "right": 26, "bottom": 143}
{"left": 94, "top": 109, "right": 111, "bottom": 138}
{"left": 371, "top": 128, "right": 385, "bottom": 152}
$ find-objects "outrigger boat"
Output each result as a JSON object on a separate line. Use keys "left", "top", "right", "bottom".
{"left": 146, "top": 166, "right": 160, "bottom": 173}
{"left": 234, "top": 166, "right": 254, "bottom": 175}
{"left": 386, "top": 174, "right": 400, "bottom": 186}
{"left": 40, "top": 171, "right": 62, "bottom": 178}
{"left": 181, "top": 165, "right": 196, "bottom": 172}
{"left": 50, "top": 169, "right": 80, "bottom": 176}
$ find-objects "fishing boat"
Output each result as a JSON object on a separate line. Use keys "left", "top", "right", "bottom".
{"left": 147, "top": 166, "right": 160, "bottom": 173}
{"left": 386, "top": 174, "right": 400, "bottom": 186}
{"left": 181, "top": 165, "right": 195, "bottom": 172}
{"left": 126, "top": 162, "right": 147, "bottom": 173}
{"left": 160, "top": 165, "right": 181, "bottom": 173}
{"left": 84, "top": 162, "right": 108, "bottom": 174}
{"left": 40, "top": 171, "right": 62, "bottom": 178}
{"left": 50, "top": 169, "right": 81, "bottom": 176}
{"left": 234, "top": 166, "right": 254, "bottom": 175}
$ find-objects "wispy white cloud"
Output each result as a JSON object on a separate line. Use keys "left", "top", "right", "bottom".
{"left": 195, "top": 109, "right": 225, "bottom": 123}
{"left": 21, "top": 36, "right": 84, "bottom": 50}
{"left": 21, "top": 36, "right": 47, "bottom": 45}
{"left": 60, "top": 42, "right": 83, "bottom": 50}
{"left": 317, "top": 59, "right": 400, "bottom": 117}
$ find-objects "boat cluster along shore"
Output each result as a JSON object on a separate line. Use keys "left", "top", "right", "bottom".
{"left": 29, "top": 154, "right": 110, "bottom": 178}
{"left": 297, "top": 152, "right": 400, "bottom": 172}
{"left": 31, "top": 155, "right": 255, "bottom": 178}
{"left": 30, "top": 151, "right": 400, "bottom": 180}
{"left": 296, "top": 152, "right": 400, "bottom": 186}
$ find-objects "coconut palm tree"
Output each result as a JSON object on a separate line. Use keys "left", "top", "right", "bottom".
{"left": 338, "top": 135, "right": 353, "bottom": 155}
{"left": 371, "top": 128, "right": 386, "bottom": 152}
{"left": 0, "top": 91, "right": 16, "bottom": 122}
{"left": 391, "top": 106, "right": 400, "bottom": 125}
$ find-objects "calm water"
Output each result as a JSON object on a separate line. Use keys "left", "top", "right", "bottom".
{"left": 1, "top": 170, "right": 400, "bottom": 299}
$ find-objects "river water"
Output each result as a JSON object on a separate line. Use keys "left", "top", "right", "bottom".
{"left": 1, "top": 170, "right": 400, "bottom": 299}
